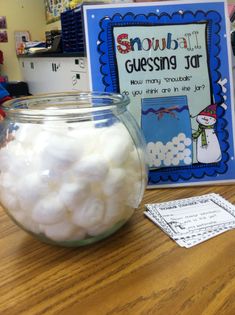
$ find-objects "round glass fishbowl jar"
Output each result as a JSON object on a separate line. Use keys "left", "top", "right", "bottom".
{"left": 0, "top": 92, "right": 147, "bottom": 246}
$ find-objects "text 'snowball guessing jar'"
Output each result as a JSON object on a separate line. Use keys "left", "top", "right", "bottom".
{"left": 0, "top": 92, "right": 147, "bottom": 246}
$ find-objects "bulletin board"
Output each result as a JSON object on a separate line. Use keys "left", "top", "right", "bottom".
{"left": 44, "top": 0, "right": 71, "bottom": 24}
{"left": 84, "top": 0, "right": 235, "bottom": 187}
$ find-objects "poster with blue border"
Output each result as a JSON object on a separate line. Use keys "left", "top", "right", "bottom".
{"left": 83, "top": 0, "right": 235, "bottom": 187}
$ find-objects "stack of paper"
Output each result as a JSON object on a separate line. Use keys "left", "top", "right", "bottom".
{"left": 145, "top": 193, "right": 235, "bottom": 248}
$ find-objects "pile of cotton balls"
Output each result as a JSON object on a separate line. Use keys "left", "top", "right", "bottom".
{"left": 0, "top": 120, "right": 146, "bottom": 243}
{"left": 147, "top": 133, "right": 192, "bottom": 168}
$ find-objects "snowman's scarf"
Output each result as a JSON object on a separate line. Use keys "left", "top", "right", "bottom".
{"left": 192, "top": 124, "right": 214, "bottom": 147}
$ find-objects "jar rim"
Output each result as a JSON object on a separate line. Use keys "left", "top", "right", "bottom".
{"left": 2, "top": 91, "right": 130, "bottom": 122}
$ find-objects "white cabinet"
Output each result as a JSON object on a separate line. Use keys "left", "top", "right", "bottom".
{"left": 19, "top": 56, "right": 89, "bottom": 95}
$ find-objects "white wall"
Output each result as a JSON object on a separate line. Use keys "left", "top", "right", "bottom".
{"left": 0, "top": 0, "right": 60, "bottom": 81}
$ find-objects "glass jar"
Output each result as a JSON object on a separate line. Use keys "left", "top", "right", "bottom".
{"left": 0, "top": 92, "right": 147, "bottom": 246}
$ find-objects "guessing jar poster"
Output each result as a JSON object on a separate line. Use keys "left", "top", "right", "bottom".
{"left": 83, "top": 0, "right": 235, "bottom": 187}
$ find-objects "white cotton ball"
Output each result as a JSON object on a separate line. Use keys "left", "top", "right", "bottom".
{"left": 102, "top": 168, "right": 126, "bottom": 196}
{"left": 147, "top": 150, "right": 154, "bottom": 163}
{"left": 153, "top": 158, "right": 161, "bottom": 167}
{"left": 7, "top": 208, "right": 41, "bottom": 234}
{"left": 42, "top": 122, "right": 70, "bottom": 137}
{"left": 42, "top": 133, "right": 83, "bottom": 167}
{"left": 69, "top": 125, "right": 100, "bottom": 154}
{"left": 148, "top": 155, "right": 156, "bottom": 167}
{"left": 171, "top": 146, "right": 178, "bottom": 155}
{"left": 172, "top": 137, "right": 179, "bottom": 145}
{"left": 103, "top": 197, "right": 125, "bottom": 225}
{"left": 73, "top": 154, "right": 109, "bottom": 182}
{"left": 14, "top": 124, "right": 41, "bottom": 147}
{"left": 124, "top": 153, "right": 147, "bottom": 187}
{"left": 29, "top": 132, "right": 55, "bottom": 173}
{"left": 176, "top": 152, "right": 184, "bottom": 161}
{"left": 38, "top": 148, "right": 71, "bottom": 174}
{"left": 166, "top": 142, "right": 174, "bottom": 151}
{"left": 178, "top": 133, "right": 186, "bottom": 141}
{"left": 34, "top": 169, "right": 52, "bottom": 185}
{"left": 155, "top": 142, "right": 163, "bottom": 154}
{"left": 100, "top": 130, "right": 133, "bottom": 165}
{"left": 59, "top": 181, "right": 89, "bottom": 210}
{"left": 166, "top": 150, "right": 174, "bottom": 160}
{"left": 163, "top": 158, "right": 172, "bottom": 167}
{"left": 19, "top": 215, "right": 41, "bottom": 234}
{"left": 102, "top": 136, "right": 130, "bottom": 166}
{"left": 41, "top": 219, "right": 76, "bottom": 241}
{"left": 124, "top": 167, "right": 140, "bottom": 184}
{"left": 36, "top": 158, "right": 70, "bottom": 184}
{"left": 0, "top": 150, "right": 13, "bottom": 171}
{"left": 127, "top": 181, "right": 144, "bottom": 208}
{"left": 32, "top": 194, "right": 67, "bottom": 225}
{"left": 158, "top": 152, "right": 165, "bottom": 161}
{"left": 160, "top": 146, "right": 167, "bottom": 154}
{"left": 51, "top": 135, "right": 77, "bottom": 161}
{"left": 87, "top": 207, "right": 134, "bottom": 237}
{"left": 184, "top": 137, "right": 192, "bottom": 146}
{"left": 16, "top": 172, "right": 49, "bottom": 211}
{"left": 125, "top": 148, "right": 142, "bottom": 171}
{"left": 172, "top": 157, "right": 180, "bottom": 166}
{"left": 2, "top": 139, "right": 20, "bottom": 155}
{"left": 147, "top": 142, "right": 157, "bottom": 155}
{"left": 31, "top": 131, "right": 49, "bottom": 155}
{"left": 12, "top": 124, "right": 27, "bottom": 142}
{"left": 184, "top": 156, "right": 192, "bottom": 165}
{"left": 71, "top": 197, "right": 105, "bottom": 228}
{"left": 147, "top": 153, "right": 155, "bottom": 166}
{"left": 86, "top": 222, "right": 112, "bottom": 237}
{"left": 3, "top": 147, "right": 33, "bottom": 178}
{"left": 0, "top": 172, "right": 15, "bottom": 190}
{"left": 183, "top": 148, "right": 191, "bottom": 157}
{"left": 23, "top": 171, "right": 49, "bottom": 192}
{"left": 177, "top": 143, "right": 185, "bottom": 151}
{"left": 0, "top": 190, "right": 19, "bottom": 212}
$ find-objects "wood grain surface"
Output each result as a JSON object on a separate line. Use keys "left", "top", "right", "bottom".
{"left": 1, "top": 185, "right": 235, "bottom": 315}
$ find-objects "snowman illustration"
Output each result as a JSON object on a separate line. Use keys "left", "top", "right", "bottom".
{"left": 192, "top": 104, "right": 221, "bottom": 164}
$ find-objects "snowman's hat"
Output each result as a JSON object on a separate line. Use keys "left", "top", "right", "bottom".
{"left": 198, "top": 104, "right": 217, "bottom": 119}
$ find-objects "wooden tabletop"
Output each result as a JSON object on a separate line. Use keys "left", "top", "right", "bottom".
{"left": 1, "top": 184, "right": 235, "bottom": 315}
